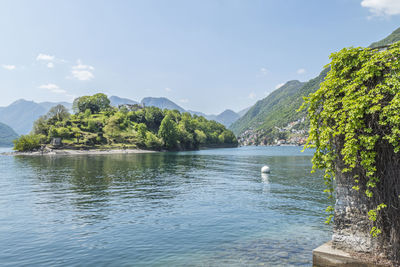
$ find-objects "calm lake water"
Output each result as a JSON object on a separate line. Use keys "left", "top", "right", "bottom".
{"left": 0, "top": 146, "right": 331, "bottom": 266}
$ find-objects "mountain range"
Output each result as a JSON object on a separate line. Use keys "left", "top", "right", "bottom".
{"left": 0, "top": 96, "right": 247, "bottom": 136}
{"left": 3, "top": 27, "right": 398, "bottom": 142}
{"left": 229, "top": 27, "right": 400, "bottom": 142}
{"left": 0, "top": 100, "right": 72, "bottom": 135}
{"left": 110, "top": 96, "right": 243, "bottom": 127}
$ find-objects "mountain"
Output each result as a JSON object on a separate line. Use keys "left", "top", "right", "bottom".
{"left": 0, "top": 99, "right": 72, "bottom": 135}
{"left": 0, "top": 100, "right": 48, "bottom": 135}
{"left": 99, "top": 96, "right": 243, "bottom": 127}
{"left": 230, "top": 80, "right": 305, "bottom": 135}
{"left": 369, "top": 27, "right": 400, "bottom": 48}
{"left": 109, "top": 96, "right": 139, "bottom": 107}
{"left": 1, "top": 95, "right": 244, "bottom": 135}
{"left": 214, "top": 109, "right": 240, "bottom": 128}
{"left": 141, "top": 97, "right": 186, "bottom": 113}
{"left": 238, "top": 107, "right": 251, "bottom": 117}
{"left": 38, "top": 101, "right": 72, "bottom": 111}
{"left": 230, "top": 27, "right": 400, "bottom": 141}
{"left": 0, "top": 122, "right": 19, "bottom": 147}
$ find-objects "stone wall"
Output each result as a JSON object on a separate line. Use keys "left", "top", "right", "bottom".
{"left": 332, "top": 166, "right": 378, "bottom": 253}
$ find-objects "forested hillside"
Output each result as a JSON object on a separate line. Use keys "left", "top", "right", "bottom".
{"left": 231, "top": 27, "right": 400, "bottom": 145}
{"left": 230, "top": 80, "right": 304, "bottom": 135}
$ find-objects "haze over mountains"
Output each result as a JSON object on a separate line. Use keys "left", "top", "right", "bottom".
{"left": 2, "top": 27, "right": 399, "bottom": 146}
{"left": 0, "top": 99, "right": 72, "bottom": 135}
{"left": 0, "top": 96, "right": 247, "bottom": 136}
{"left": 0, "top": 122, "right": 18, "bottom": 147}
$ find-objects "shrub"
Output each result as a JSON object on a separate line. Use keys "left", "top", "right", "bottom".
{"left": 13, "top": 135, "right": 41, "bottom": 152}
{"left": 145, "top": 132, "right": 162, "bottom": 150}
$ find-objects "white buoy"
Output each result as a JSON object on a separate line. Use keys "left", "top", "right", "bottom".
{"left": 261, "top": 165, "right": 270, "bottom": 173}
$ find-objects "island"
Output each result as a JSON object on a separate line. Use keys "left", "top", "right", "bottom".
{"left": 13, "top": 93, "right": 238, "bottom": 153}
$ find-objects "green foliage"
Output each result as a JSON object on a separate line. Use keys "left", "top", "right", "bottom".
{"left": 230, "top": 80, "right": 305, "bottom": 135}
{"left": 29, "top": 93, "right": 237, "bottom": 151}
{"left": 158, "top": 114, "right": 179, "bottom": 149}
{"left": 230, "top": 27, "right": 400, "bottom": 144}
{"left": 194, "top": 129, "right": 207, "bottom": 144}
{"left": 144, "top": 132, "right": 162, "bottom": 150}
{"left": 302, "top": 42, "right": 400, "bottom": 234}
{"left": 13, "top": 134, "right": 41, "bottom": 151}
{"left": 46, "top": 104, "right": 70, "bottom": 123}
{"left": 73, "top": 93, "right": 111, "bottom": 114}
{"left": 32, "top": 116, "right": 49, "bottom": 136}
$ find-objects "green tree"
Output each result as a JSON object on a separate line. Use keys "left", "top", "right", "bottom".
{"left": 144, "top": 132, "right": 162, "bottom": 150}
{"left": 194, "top": 129, "right": 207, "bottom": 144}
{"left": 144, "top": 107, "right": 164, "bottom": 130}
{"left": 158, "top": 115, "right": 178, "bottom": 149}
{"left": 73, "top": 93, "right": 111, "bottom": 114}
{"left": 32, "top": 116, "right": 49, "bottom": 136}
{"left": 47, "top": 104, "right": 70, "bottom": 123}
{"left": 136, "top": 123, "right": 148, "bottom": 140}
{"left": 13, "top": 134, "right": 41, "bottom": 151}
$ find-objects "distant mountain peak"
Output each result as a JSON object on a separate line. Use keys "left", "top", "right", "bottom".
{"left": 219, "top": 109, "right": 237, "bottom": 115}
{"left": 140, "top": 97, "right": 186, "bottom": 112}
{"left": 109, "top": 96, "right": 139, "bottom": 107}
{"left": 9, "top": 99, "right": 33, "bottom": 106}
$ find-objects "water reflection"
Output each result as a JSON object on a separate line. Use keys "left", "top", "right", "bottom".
{"left": 13, "top": 153, "right": 213, "bottom": 225}
{"left": 261, "top": 173, "right": 269, "bottom": 183}
{"left": 1, "top": 147, "right": 331, "bottom": 266}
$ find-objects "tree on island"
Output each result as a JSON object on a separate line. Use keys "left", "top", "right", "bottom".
{"left": 72, "top": 93, "right": 111, "bottom": 114}
{"left": 13, "top": 94, "right": 238, "bottom": 152}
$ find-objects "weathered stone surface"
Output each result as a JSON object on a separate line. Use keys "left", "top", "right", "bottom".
{"left": 50, "top": 137, "right": 63, "bottom": 147}
{"left": 331, "top": 157, "right": 378, "bottom": 254}
{"left": 313, "top": 242, "right": 390, "bottom": 267}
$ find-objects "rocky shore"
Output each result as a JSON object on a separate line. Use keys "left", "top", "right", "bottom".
{"left": 2, "top": 148, "right": 156, "bottom": 156}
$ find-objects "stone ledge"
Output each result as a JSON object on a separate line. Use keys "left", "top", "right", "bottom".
{"left": 313, "top": 241, "right": 389, "bottom": 267}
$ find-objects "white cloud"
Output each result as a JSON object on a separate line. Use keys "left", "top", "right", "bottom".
{"left": 260, "top": 67, "right": 268, "bottom": 76}
{"left": 71, "top": 70, "right": 94, "bottom": 81}
{"left": 297, "top": 68, "right": 306, "bottom": 74}
{"left": 165, "top": 87, "right": 172, "bottom": 92}
{"left": 361, "top": 0, "right": 400, "bottom": 16}
{"left": 47, "top": 62, "right": 54, "bottom": 68}
{"left": 36, "top": 53, "right": 55, "bottom": 61}
{"left": 2, "top": 64, "right": 16, "bottom": 70}
{"left": 179, "top": 98, "right": 189, "bottom": 103}
{"left": 248, "top": 92, "right": 256, "bottom": 99}
{"left": 72, "top": 59, "right": 94, "bottom": 71}
{"left": 71, "top": 60, "right": 94, "bottom": 81}
{"left": 39, "top": 83, "right": 66, "bottom": 94}
{"left": 275, "top": 83, "right": 285, "bottom": 89}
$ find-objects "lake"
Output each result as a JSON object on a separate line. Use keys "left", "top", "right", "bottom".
{"left": 0, "top": 146, "right": 331, "bottom": 266}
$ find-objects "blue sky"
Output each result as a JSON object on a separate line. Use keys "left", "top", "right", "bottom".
{"left": 1, "top": 0, "right": 400, "bottom": 114}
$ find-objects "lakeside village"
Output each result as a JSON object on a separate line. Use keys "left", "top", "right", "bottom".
{"left": 237, "top": 117, "right": 308, "bottom": 146}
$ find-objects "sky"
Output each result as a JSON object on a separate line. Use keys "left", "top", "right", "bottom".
{"left": 1, "top": 0, "right": 400, "bottom": 114}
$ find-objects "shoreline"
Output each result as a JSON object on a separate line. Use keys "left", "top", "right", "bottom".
{"left": 2, "top": 148, "right": 157, "bottom": 156}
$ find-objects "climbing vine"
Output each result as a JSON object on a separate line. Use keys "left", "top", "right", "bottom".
{"left": 301, "top": 42, "right": 400, "bottom": 244}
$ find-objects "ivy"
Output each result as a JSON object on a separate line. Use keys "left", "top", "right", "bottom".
{"left": 301, "top": 42, "right": 400, "bottom": 235}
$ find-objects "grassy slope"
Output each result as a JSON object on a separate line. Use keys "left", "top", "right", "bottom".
{"left": 229, "top": 80, "right": 304, "bottom": 135}
{"left": 230, "top": 27, "right": 400, "bottom": 137}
